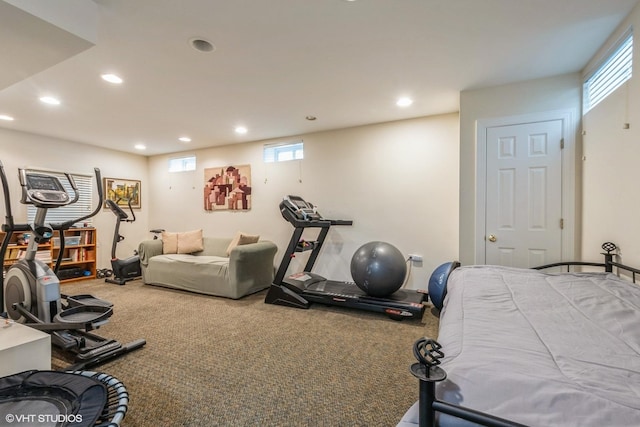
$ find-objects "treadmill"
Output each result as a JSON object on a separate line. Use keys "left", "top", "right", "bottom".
{"left": 264, "top": 195, "right": 427, "bottom": 320}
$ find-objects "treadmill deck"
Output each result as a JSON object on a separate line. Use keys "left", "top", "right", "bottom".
{"left": 283, "top": 274, "right": 427, "bottom": 319}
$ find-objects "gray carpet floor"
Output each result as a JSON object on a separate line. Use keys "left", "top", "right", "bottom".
{"left": 53, "top": 279, "right": 440, "bottom": 426}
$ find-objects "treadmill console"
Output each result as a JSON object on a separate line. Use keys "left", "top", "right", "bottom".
{"left": 281, "top": 195, "right": 323, "bottom": 221}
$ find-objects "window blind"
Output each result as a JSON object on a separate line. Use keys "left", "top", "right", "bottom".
{"left": 584, "top": 30, "right": 633, "bottom": 113}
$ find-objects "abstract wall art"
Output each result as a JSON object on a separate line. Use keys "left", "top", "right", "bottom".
{"left": 204, "top": 165, "right": 251, "bottom": 211}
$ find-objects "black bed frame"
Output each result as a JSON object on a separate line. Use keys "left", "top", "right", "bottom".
{"left": 409, "top": 242, "right": 638, "bottom": 427}
{"left": 532, "top": 241, "right": 640, "bottom": 283}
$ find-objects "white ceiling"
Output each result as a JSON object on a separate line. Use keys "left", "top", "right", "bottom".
{"left": 0, "top": 0, "right": 638, "bottom": 156}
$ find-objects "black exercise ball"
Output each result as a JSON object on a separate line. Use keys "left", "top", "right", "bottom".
{"left": 350, "top": 241, "right": 407, "bottom": 297}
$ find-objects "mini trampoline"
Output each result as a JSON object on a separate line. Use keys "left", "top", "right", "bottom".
{"left": 0, "top": 370, "right": 128, "bottom": 426}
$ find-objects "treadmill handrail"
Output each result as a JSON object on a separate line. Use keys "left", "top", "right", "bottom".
{"left": 273, "top": 197, "right": 352, "bottom": 285}
{"left": 291, "top": 218, "right": 332, "bottom": 228}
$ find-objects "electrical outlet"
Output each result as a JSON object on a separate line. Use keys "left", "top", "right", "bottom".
{"left": 408, "top": 254, "right": 423, "bottom": 262}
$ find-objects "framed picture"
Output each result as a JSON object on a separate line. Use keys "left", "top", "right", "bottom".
{"left": 103, "top": 177, "right": 141, "bottom": 209}
{"left": 204, "top": 164, "right": 251, "bottom": 211}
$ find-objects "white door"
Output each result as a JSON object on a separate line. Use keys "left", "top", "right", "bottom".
{"left": 484, "top": 120, "right": 563, "bottom": 267}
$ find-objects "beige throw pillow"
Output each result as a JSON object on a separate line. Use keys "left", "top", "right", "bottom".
{"left": 226, "top": 231, "right": 260, "bottom": 256}
{"left": 177, "top": 229, "right": 204, "bottom": 254}
{"left": 162, "top": 231, "right": 178, "bottom": 254}
{"left": 162, "top": 229, "right": 204, "bottom": 254}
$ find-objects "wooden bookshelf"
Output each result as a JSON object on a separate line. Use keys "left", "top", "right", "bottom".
{"left": 1, "top": 231, "right": 51, "bottom": 270}
{"left": 1, "top": 227, "right": 97, "bottom": 283}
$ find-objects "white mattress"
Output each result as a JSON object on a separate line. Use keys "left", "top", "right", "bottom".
{"left": 433, "top": 265, "right": 640, "bottom": 426}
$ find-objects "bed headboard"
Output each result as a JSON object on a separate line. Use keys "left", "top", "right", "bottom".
{"left": 534, "top": 242, "right": 640, "bottom": 283}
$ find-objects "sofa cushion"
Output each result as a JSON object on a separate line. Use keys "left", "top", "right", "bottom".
{"left": 177, "top": 229, "right": 204, "bottom": 254}
{"left": 226, "top": 231, "right": 260, "bottom": 256}
{"left": 153, "top": 254, "right": 227, "bottom": 267}
{"left": 162, "top": 229, "right": 204, "bottom": 254}
{"left": 147, "top": 254, "right": 230, "bottom": 296}
{"left": 162, "top": 231, "right": 179, "bottom": 253}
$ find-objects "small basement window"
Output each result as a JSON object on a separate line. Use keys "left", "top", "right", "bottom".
{"left": 264, "top": 141, "right": 304, "bottom": 163}
{"left": 169, "top": 155, "right": 196, "bottom": 172}
{"left": 583, "top": 29, "right": 633, "bottom": 113}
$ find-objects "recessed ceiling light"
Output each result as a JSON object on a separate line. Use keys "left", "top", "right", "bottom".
{"left": 396, "top": 97, "right": 413, "bottom": 107}
{"left": 134, "top": 143, "right": 146, "bottom": 150}
{"left": 39, "top": 96, "right": 61, "bottom": 105}
{"left": 235, "top": 126, "right": 248, "bottom": 134}
{"left": 190, "top": 38, "right": 215, "bottom": 52}
{"left": 179, "top": 136, "right": 191, "bottom": 143}
{"left": 0, "top": 115, "right": 15, "bottom": 121}
{"left": 101, "top": 73, "right": 123, "bottom": 84}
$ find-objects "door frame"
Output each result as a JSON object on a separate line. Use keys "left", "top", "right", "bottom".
{"left": 475, "top": 109, "right": 577, "bottom": 264}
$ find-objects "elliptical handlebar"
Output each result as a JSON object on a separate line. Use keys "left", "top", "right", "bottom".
{"left": 0, "top": 160, "right": 14, "bottom": 233}
{"left": 61, "top": 172, "right": 81, "bottom": 205}
{"left": 0, "top": 160, "right": 14, "bottom": 312}
{"left": 52, "top": 168, "right": 103, "bottom": 274}
{"left": 56, "top": 167, "right": 103, "bottom": 230}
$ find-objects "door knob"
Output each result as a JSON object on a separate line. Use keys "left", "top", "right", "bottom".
{"left": 488, "top": 234, "right": 497, "bottom": 242}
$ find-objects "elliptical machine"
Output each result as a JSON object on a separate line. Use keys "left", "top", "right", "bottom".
{"left": 105, "top": 198, "right": 141, "bottom": 285}
{"left": 0, "top": 161, "right": 145, "bottom": 370}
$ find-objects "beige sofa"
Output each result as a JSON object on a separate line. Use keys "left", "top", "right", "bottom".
{"left": 138, "top": 236, "right": 277, "bottom": 299}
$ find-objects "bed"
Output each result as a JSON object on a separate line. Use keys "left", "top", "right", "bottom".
{"left": 398, "top": 246, "right": 640, "bottom": 427}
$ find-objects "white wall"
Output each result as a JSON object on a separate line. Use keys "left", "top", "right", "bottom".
{"left": 459, "top": 74, "right": 582, "bottom": 265}
{"left": 0, "top": 128, "right": 148, "bottom": 270}
{"left": 581, "top": 1, "right": 640, "bottom": 263}
{"left": 147, "top": 114, "right": 460, "bottom": 290}
{"left": 1, "top": 115, "right": 459, "bottom": 291}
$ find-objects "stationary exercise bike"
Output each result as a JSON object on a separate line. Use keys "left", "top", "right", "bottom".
{"left": 0, "top": 161, "right": 145, "bottom": 370}
{"left": 105, "top": 198, "right": 141, "bottom": 285}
